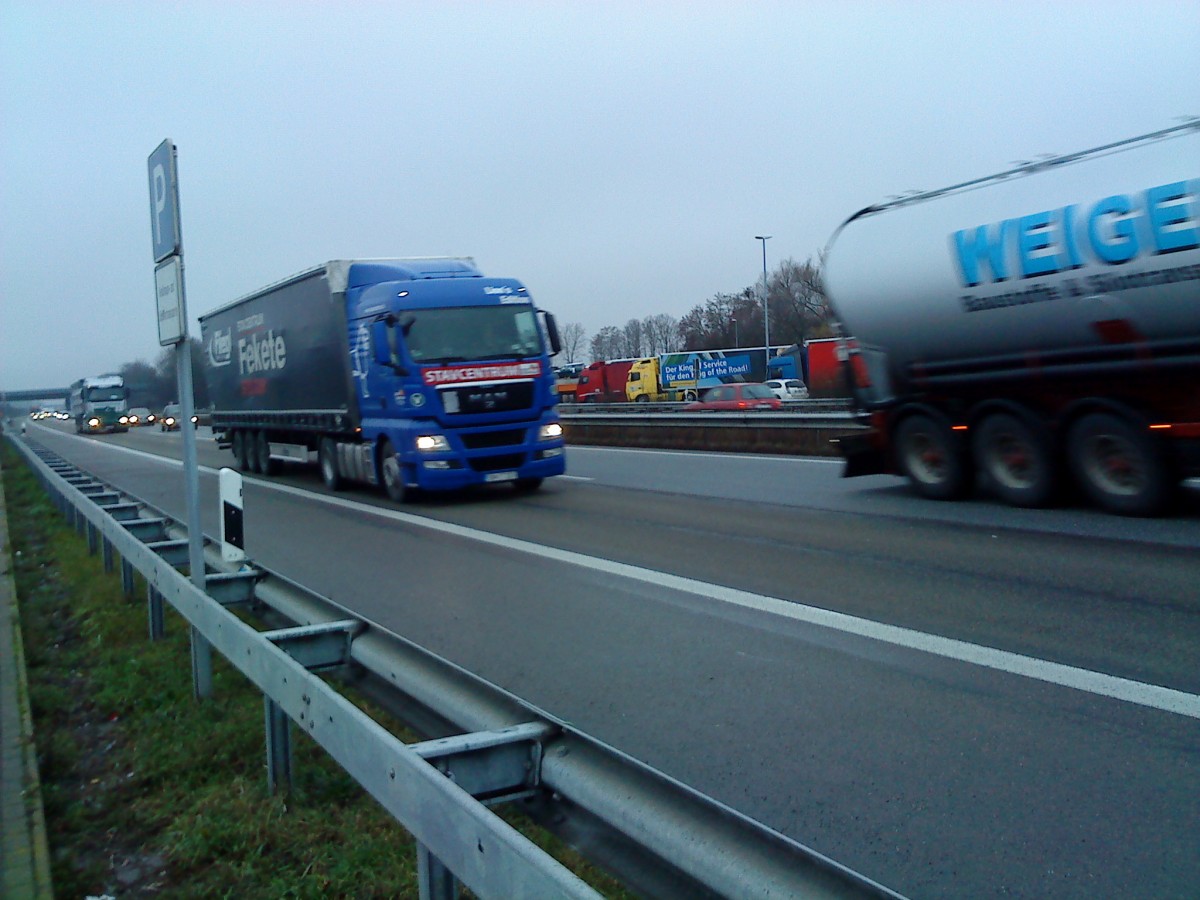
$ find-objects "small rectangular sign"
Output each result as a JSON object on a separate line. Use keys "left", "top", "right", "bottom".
{"left": 155, "top": 256, "right": 186, "bottom": 346}
{"left": 148, "top": 139, "right": 181, "bottom": 262}
{"left": 421, "top": 361, "right": 542, "bottom": 386}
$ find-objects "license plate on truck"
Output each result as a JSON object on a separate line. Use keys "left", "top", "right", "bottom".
{"left": 485, "top": 471, "right": 518, "bottom": 483}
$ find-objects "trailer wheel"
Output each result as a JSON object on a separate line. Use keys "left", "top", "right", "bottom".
{"left": 973, "top": 412, "right": 1057, "bottom": 508}
{"left": 379, "top": 440, "right": 409, "bottom": 504}
{"left": 1067, "top": 413, "right": 1172, "bottom": 516}
{"left": 255, "top": 430, "right": 279, "bottom": 476}
{"left": 319, "top": 437, "right": 344, "bottom": 491}
{"left": 232, "top": 431, "right": 252, "bottom": 472}
{"left": 634, "top": 394, "right": 649, "bottom": 403}
{"left": 895, "top": 413, "right": 971, "bottom": 501}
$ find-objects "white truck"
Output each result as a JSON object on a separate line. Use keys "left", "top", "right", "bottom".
{"left": 69, "top": 374, "right": 130, "bottom": 434}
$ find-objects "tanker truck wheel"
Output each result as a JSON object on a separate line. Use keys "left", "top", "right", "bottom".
{"left": 1067, "top": 412, "right": 1172, "bottom": 516}
{"left": 319, "top": 437, "right": 344, "bottom": 491}
{"left": 973, "top": 413, "right": 1056, "bottom": 508}
{"left": 895, "top": 413, "right": 971, "bottom": 501}
{"left": 378, "top": 440, "right": 410, "bottom": 504}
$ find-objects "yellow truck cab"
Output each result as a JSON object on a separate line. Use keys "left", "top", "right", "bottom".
{"left": 626, "top": 356, "right": 700, "bottom": 402}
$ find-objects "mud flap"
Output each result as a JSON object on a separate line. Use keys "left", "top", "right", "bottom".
{"left": 834, "top": 430, "right": 889, "bottom": 478}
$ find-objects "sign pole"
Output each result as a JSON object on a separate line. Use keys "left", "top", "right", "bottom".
{"left": 148, "top": 139, "right": 212, "bottom": 699}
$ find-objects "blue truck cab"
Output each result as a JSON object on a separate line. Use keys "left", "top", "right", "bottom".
{"left": 201, "top": 258, "right": 565, "bottom": 501}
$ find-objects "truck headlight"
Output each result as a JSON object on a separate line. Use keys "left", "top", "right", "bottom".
{"left": 119, "top": 416, "right": 129, "bottom": 425}
{"left": 416, "top": 434, "right": 450, "bottom": 452}
{"left": 88, "top": 417, "right": 100, "bottom": 428}
{"left": 538, "top": 422, "right": 563, "bottom": 441}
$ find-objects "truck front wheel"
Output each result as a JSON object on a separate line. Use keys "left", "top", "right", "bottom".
{"left": 1067, "top": 412, "right": 1172, "bottom": 516}
{"left": 319, "top": 437, "right": 344, "bottom": 491}
{"left": 895, "top": 413, "right": 971, "bottom": 501}
{"left": 379, "top": 440, "right": 409, "bottom": 504}
{"left": 973, "top": 412, "right": 1057, "bottom": 508}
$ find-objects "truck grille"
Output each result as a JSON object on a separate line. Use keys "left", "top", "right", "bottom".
{"left": 441, "top": 382, "right": 534, "bottom": 415}
{"left": 460, "top": 429, "right": 525, "bottom": 450}
{"left": 469, "top": 453, "right": 526, "bottom": 472}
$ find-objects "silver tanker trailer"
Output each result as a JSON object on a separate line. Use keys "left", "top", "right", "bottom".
{"left": 824, "top": 121, "right": 1200, "bottom": 516}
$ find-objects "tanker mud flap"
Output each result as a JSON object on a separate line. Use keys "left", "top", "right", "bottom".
{"left": 834, "top": 430, "right": 888, "bottom": 478}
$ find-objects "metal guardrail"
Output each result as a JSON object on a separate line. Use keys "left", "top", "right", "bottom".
{"left": 556, "top": 402, "right": 866, "bottom": 459}
{"left": 5, "top": 431, "right": 904, "bottom": 900}
{"left": 558, "top": 399, "right": 855, "bottom": 415}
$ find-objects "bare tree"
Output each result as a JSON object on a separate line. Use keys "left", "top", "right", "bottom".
{"left": 622, "top": 318, "right": 644, "bottom": 358}
{"left": 585, "top": 250, "right": 834, "bottom": 359}
{"left": 769, "top": 255, "right": 833, "bottom": 346}
{"left": 153, "top": 338, "right": 210, "bottom": 408}
{"left": 559, "top": 322, "right": 588, "bottom": 363}
{"left": 678, "top": 289, "right": 760, "bottom": 350}
{"left": 590, "top": 326, "right": 625, "bottom": 361}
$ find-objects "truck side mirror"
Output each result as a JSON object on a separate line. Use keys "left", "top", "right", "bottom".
{"left": 372, "top": 321, "right": 408, "bottom": 375}
{"left": 540, "top": 312, "right": 562, "bottom": 356}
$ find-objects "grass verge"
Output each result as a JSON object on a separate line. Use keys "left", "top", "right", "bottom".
{"left": 2, "top": 441, "right": 631, "bottom": 898}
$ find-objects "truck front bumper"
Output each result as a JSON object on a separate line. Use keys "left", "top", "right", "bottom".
{"left": 408, "top": 444, "right": 566, "bottom": 490}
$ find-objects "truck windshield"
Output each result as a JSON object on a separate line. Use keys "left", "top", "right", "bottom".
{"left": 404, "top": 305, "right": 543, "bottom": 364}
{"left": 86, "top": 387, "right": 126, "bottom": 401}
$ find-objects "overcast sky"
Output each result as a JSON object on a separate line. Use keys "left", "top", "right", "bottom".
{"left": 2, "top": 0, "right": 1197, "bottom": 391}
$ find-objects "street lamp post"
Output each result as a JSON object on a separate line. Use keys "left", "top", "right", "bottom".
{"left": 731, "top": 314, "right": 738, "bottom": 347}
{"left": 755, "top": 235, "right": 771, "bottom": 375}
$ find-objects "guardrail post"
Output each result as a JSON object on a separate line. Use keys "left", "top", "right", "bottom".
{"left": 102, "top": 536, "right": 114, "bottom": 574}
{"left": 264, "top": 698, "right": 292, "bottom": 795}
{"left": 191, "top": 629, "right": 214, "bottom": 699}
{"left": 416, "top": 844, "right": 458, "bottom": 900}
{"left": 147, "top": 585, "right": 165, "bottom": 640}
{"left": 121, "top": 558, "right": 135, "bottom": 597}
{"left": 87, "top": 520, "right": 98, "bottom": 555}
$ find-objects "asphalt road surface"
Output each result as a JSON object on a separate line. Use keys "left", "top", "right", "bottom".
{"left": 17, "top": 420, "right": 1200, "bottom": 898}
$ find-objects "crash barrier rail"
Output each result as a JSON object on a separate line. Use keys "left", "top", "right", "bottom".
{"left": 4, "top": 432, "right": 904, "bottom": 900}
{"left": 558, "top": 399, "right": 855, "bottom": 415}
{"left": 556, "top": 402, "right": 866, "bottom": 458}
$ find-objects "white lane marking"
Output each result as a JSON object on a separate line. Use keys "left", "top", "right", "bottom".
{"left": 43, "top": 427, "right": 1200, "bottom": 720}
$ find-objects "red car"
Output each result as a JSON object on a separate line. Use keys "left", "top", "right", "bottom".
{"left": 685, "top": 383, "right": 782, "bottom": 411}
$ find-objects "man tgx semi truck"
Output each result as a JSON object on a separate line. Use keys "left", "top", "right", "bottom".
{"left": 69, "top": 374, "right": 131, "bottom": 433}
{"left": 824, "top": 121, "right": 1200, "bottom": 516}
{"left": 200, "top": 258, "right": 566, "bottom": 502}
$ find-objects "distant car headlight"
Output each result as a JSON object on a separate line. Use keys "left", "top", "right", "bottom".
{"left": 129, "top": 415, "right": 139, "bottom": 424}
{"left": 164, "top": 417, "right": 176, "bottom": 426}
{"left": 191, "top": 415, "right": 198, "bottom": 424}
{"left": 88, "top": 417, "right": 100, "bottom": 427}
{"left": 415, "top": 434, "right": 450, "bottom": 452}
{"left": 119, "top": 416, "right": 130, "bottom": 425}
{"left": 147, "top": 414, "right": 156, "bottom": 422}
{"left": 538, "top": 422, "right": 563, "bottom": 441}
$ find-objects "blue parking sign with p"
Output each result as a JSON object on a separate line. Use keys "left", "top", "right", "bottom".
{"left": 148, "top": 139, "right": 180, "bottom": 262}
